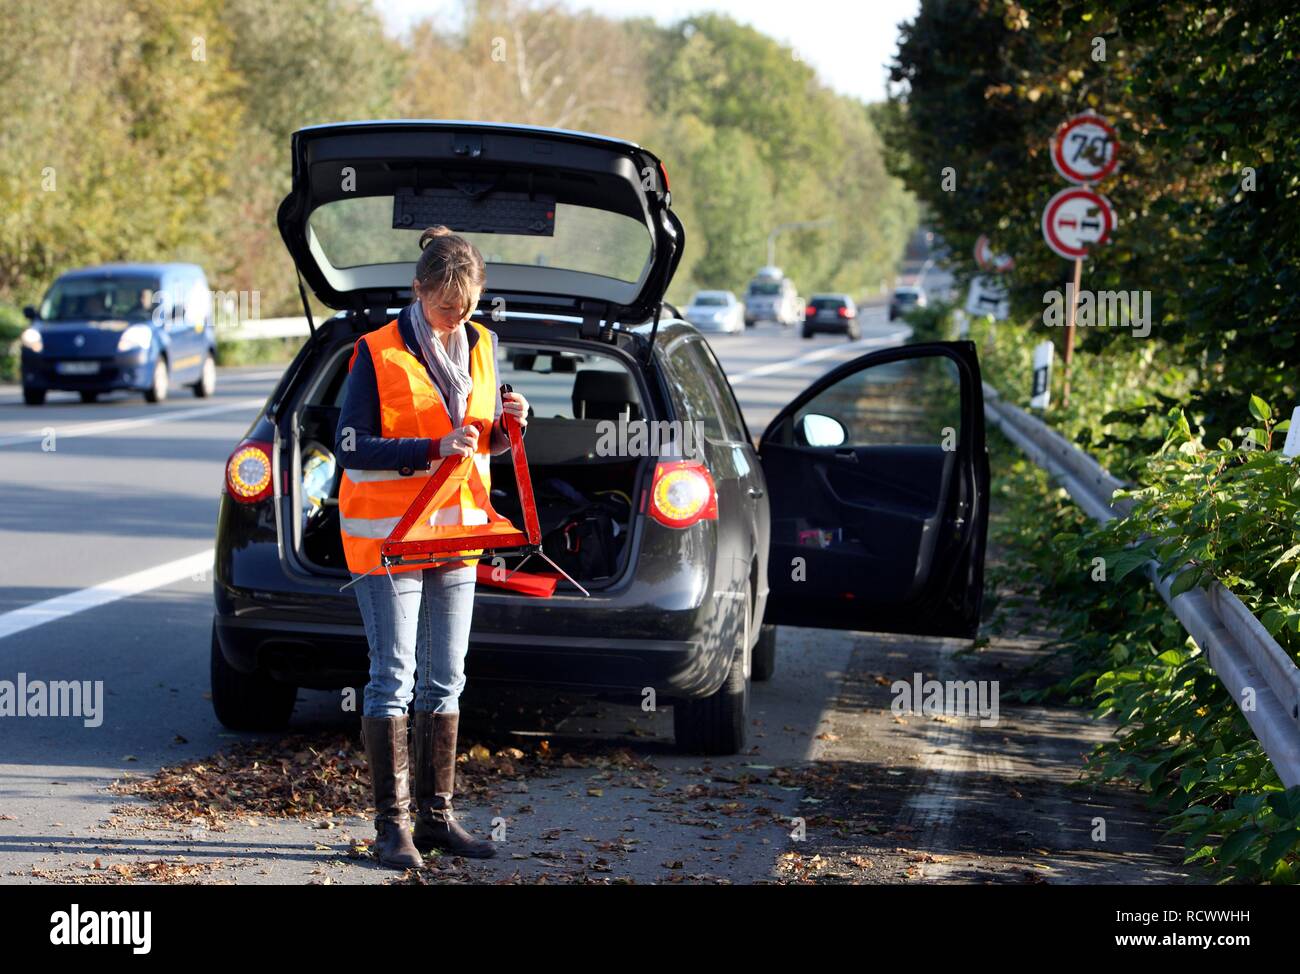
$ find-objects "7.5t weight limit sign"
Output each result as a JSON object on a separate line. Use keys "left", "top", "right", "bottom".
{"left": 1041, "top": 187, "right": 1116, "bottom": 261}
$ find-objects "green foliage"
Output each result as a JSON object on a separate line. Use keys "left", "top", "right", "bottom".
{"left": 904, "top": 301, "right": 958, "bottom": 343}
{"left": 1, "top": 1, "right": 916, "bottom": 318}
{"left": 986, "top": 365, "right": 1300, "bottom": 881}
{"left": 885, "top": 0, "right": 1299, "bottom": 436}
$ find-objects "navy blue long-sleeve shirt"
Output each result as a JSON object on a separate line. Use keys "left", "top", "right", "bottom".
{"left": 334, "top": 306, "right": 513, "bottom": 471}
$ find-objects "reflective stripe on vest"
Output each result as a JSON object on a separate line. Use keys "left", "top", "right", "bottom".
{"left": 338, "top": 319, "right": 497, "bottom": 574}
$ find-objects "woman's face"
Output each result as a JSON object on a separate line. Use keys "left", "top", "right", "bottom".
{"left": 414, "top": 280, "right": 482, "bottom": 336}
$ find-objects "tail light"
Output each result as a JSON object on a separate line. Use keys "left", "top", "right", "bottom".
{"left": 838, "top": 307, "right": 851, "bottom": 318}
{"left": 805, "top": 305, "right": 816, "bottom": 318}
{"left": 225, "top": 439, "right": 274, "bottom": 504}
{"left": 648, "top": 460, "right": 718, "bottom": 528}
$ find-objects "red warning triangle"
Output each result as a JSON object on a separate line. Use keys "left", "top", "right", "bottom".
{"left": 380, "top": 394, "right": 542, "bottom": 565}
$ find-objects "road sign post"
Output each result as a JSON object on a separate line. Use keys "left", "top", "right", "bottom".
{"left": 1041, "top": 185, "right": 1117, "bottom": 408}
{"left": 1041, "top": 112, "right": 1121, "bottom": 409}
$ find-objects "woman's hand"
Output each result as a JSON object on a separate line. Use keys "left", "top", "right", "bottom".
{"left": 439, "top": 424, "right": 480, "bottom": 457}
{"left": 502, "top": 390, "right": 529, "bottom": 428}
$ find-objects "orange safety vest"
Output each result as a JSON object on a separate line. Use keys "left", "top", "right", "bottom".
{"left": 339, "top": 318, "right": 503, "bottom": 575}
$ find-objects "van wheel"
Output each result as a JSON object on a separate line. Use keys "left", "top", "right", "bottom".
{"left": 752, "top": 624, "right": 777, "bottom": 682}
{"left": 192, "top": 353, "right": 216, "bottom": 397}
{"left": 144, "top": 358, "right": 169, "bottom": 403}
{"left": 23, "top": 387, "right": 46, "bottom": 405}
{"left": 210, "top": 623, "right": 296, "bottom": 730}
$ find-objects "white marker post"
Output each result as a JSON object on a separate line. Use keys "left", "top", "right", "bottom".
{"left": 1030, "top": 340, "right": 1054, "bottom": 410}
{"left": 1284, "top": 406, "right": 1300, "bottom": 458}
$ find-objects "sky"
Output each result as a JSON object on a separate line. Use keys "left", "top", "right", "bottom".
{"left": 374, "top": 0, "right": 920, "bottom": 104}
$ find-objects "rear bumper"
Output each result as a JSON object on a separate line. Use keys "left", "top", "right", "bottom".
{"left": 214, "top": 609, "right": 707, "bottom": 698}
{"left": 804, "top": 318, "right": 854, "bottom": 333}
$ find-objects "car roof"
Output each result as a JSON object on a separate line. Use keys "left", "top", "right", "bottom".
{"left": 57, "top": 262, "right": 202, "bottom": 279}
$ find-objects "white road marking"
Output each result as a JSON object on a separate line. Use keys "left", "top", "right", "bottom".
{"left": 728, "top": 328, "right": 910, "bottom": 385}
{"left": 0, "top": 549, "right": 214, "bottom": 641}
{"left": 0, "top": 398, "right": 263, "bottom": 448}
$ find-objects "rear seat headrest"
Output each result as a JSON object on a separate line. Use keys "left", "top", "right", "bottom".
{"left": 572, "top": 369, "right": 641, "bottom": 422}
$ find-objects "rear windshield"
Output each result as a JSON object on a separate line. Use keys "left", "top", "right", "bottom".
{"left": 811, "top": 297, "right": 848, "bottom": 309}
{"left": 309, "top": 196, "right": 652, "bottom": 284}
{"left": 40, "top": 275, "right": 161, "bottom": 322}
{"left": 692, "top": 294, "right": 729, "bottom": 306}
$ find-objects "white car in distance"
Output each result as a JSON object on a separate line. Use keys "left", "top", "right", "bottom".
{"left": 684, "top": 290, "right": 745, "bottom": 335}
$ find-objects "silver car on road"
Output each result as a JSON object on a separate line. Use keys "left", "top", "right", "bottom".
{"left": 685, "top": 290, "right": 745, "bottom": 334}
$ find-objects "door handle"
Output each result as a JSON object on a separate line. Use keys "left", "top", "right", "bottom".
{"left": 747, "top": 486, "right": 764, "bottom": 499}
{"left": 833, "top": 449, "right": 858, "bottom": 463}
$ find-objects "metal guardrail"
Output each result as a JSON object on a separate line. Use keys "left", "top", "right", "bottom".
{"left": 216, "top": 317, "right": 312, "bottom": 341}
{"left": 984, "top": 384, "right": 1300, "bottom": 788}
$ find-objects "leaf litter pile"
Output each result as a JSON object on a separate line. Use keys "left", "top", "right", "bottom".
{"left": 108, "top": 731, "right": 549, "bottom": 832}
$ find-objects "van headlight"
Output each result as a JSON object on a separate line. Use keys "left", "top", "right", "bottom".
{"left": 20, "top": 328, "right": 42, "bottom": 353}
{"left": 118, "top": 324, "right": 154, "bottom": 353}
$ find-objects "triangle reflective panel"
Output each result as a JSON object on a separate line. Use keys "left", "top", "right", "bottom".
{"left": 379, "top": 385, "right": 589, "bottom": 596}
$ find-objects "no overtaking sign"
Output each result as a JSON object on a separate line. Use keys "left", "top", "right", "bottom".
{"left": 1040, "top": 186, "right": 1115, "bottom": 261}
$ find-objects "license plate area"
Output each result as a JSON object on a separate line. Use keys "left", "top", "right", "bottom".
{"left": 56, "top": 361, "right": 100, "bottom": 375}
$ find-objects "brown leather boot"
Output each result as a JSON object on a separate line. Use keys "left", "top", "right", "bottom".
{"left": 361, "top": 716, "right": 423, "bottom": 870}
{"left": 412, "top": 711, "right": 496, "bottom": 858}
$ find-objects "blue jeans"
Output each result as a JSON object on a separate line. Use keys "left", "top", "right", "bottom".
{"left": 352, "top": 564, "right": 477, "bottom": 719}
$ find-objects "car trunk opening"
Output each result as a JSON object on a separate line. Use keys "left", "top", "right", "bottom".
{"left": 289, "top": 333, "right": 648, "bottom": 591}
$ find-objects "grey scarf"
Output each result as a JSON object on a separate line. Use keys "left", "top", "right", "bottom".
{"left": 409, "top": 300, "right": 473, "bottom": 427}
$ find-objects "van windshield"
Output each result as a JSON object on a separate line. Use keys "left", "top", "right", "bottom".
{"left": 40, "top": 276, "right": 161, "bottom": 322}
{"left": 748, "top": 281, "right": 780, "bottom": 296}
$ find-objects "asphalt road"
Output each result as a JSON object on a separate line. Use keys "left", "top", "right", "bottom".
{"left": 0, "top": 307, "right": 1190, "bottom": 884}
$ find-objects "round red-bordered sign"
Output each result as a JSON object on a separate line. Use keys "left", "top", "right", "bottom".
{"left": 1051, "top": 112, "right": 1119, "bottom": 184}
{"left": 1041, "top": 187, "right": 1115, "bottom": 260}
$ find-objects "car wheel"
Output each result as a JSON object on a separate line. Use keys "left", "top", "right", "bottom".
{"left": 22, "top": 386, "right": 46, "bottom": 406}
{"left": 802, "top": 327, "right": 813, "bottom": 339}
{"left": 79, "top": 390, "right": 98, "bottom": 403}
{"left": 144, "top": 358, "right": 169, "bottom": 403}
{"left": 192, "top": 353, "right": 216, "bottom": 397}
{"left": 210, "top": 623, "right": 297, "bottom": 731}
{"left": 752, "top": 624, "right": 777, "bottom": 682}
{"left": 847, "top": 326, "right": 861, "bottom": 341}
{"left": 673, "top": 595, "right": 751, "bottom": 755}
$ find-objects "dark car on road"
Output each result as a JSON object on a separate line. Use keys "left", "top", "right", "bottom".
{"left": 890, "top": 284, "right": 928, "bottom": 321}
{"left": 211, "top": 121, "right": 991, "bottom": 754}
{"left": 19, "top": 263, "right": 216, "bottom": 405}
{"left": 802, "top": 293, "right": 859, "bottom": 340}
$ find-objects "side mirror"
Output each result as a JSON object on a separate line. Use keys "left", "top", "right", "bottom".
{"left": 23, "top": 306, "right": 37, "bottom": 320}
{"left": 798, "top": 413, "right": 846, "bottom": 448}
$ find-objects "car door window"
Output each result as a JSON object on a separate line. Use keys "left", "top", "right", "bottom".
{"left": 686, "top": 340, "right": 748, "bottom": 443}
{"left": 784, "top": 354, "right": 963, "bottom": 450}
{"left": 665, "top": 339, "right": 729, "bottom": 444}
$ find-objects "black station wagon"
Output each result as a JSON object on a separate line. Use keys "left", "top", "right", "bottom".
{"left": 211, "top": 121, "right": 991, "bottom": 754}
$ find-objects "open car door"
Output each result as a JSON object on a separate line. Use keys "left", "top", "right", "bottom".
{"left": 759, "top": 341, "right": 990, "bottom": 639}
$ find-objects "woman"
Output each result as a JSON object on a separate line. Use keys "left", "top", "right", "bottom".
{"left": 334, "top": 225, "right": 529, "bottom": 869}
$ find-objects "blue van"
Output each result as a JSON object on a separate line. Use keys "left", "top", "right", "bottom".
{"left": 19, "top": 263, "right": 216, "bottom": 405}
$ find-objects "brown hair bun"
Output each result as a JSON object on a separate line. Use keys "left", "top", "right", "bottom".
{"left": 413, "top": 225, "right": 486, "bottom": 321}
